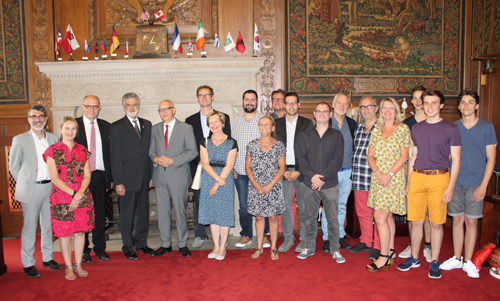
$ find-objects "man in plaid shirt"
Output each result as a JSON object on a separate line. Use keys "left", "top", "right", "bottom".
{"left": 348, "top": 96, "right": 381, "bottom": 260}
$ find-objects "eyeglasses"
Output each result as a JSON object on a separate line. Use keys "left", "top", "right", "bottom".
{"left": 198, "top": 93, "right": 212, "bottom": 98}
{"left": 83, "top": 105, "right": 100, "bottom": 110}
{"left": 28, "top": 115, "right": 47, "bottom": 119}
{"left": 272, "top": 98, "right": 284, "bottom": 102}
{"left": 158, "top": 107, "right": 174, "bottom": 113}
{"left": 359, "top": 105, "right": 376, "bottom": 110}
{"left": 285, "top": 101, "right": 298, "bottom": 106}
{"left": 315, "top": 110, "right": 330, "bottom": 115}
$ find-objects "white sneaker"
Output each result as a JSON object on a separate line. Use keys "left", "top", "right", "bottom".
{"left": 399, "top": 245, "right": 411, "bottom": 258}
{"left": 463, "top": 260, "right": 480, "bottom": 278}
{"left": 332, "top": 251, "right": 346, "bottom": 264}
{"left": 440, "top": 256, "right": 463, "bottom": 270}
{"left": 423, "top": 247, "right": 432, "bottom": 263}
{"left": 490, "top": 267, "right": 500, "bottom": 280}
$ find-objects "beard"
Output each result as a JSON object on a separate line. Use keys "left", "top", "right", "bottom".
{"left": 31, "top": 121, "right": 47, "bottom": 131}
{"left": 243, "top": 105, "right": 257, "bottom": 113}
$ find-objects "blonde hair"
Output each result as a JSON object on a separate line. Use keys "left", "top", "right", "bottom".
{"left": 59, "top": 116, "right": 79, "bottom": 141}
{"left": 206, "top": 110, "right": 226, "bottom": 127}
{"left": 377, "top": 97, "right": 402, "bottom": 126}
{"left": 259, "top": 116, "right": 276, "bottom": 139}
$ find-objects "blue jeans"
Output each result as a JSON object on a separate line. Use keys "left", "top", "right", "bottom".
{"left": 234, "top": 173, "right": 254, "bottom": 238}
{"left": 322, "top": 169, "right": 352, "bottom": 240}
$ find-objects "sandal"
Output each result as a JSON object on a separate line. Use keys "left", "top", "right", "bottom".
{"left": 366, "top": 254, "right": 390, "bottom": 273}
{"left": 65, "top": 265, "right": 76, "bottom": 281}
{"left": 271, "top": 249, "right": 279, "bottom": 260}
{"left": 73, "top": 262, "right": 88, "bottom": 277}
{"left": 251, "top": 248, "right": 264, "bottom": 259}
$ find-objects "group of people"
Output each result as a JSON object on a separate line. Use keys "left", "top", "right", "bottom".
{"left": 9, "top": 84, "right": 496, "bottom": 280}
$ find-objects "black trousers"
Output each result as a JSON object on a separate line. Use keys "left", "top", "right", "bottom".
{"left": 84, "top": 170, "right": 107, "bottom": 254}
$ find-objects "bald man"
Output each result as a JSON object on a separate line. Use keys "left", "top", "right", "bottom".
{"left": 149, "top": 100, "right": 198, "bottom": 258}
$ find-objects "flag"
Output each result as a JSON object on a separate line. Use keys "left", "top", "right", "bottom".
{"left": 187, "top": 38, "right": 194, "bottom": 52}
{"left": 110, "top": 26, "right": 120, "bottom": 53}
{"left": 196, "top": 20, "right": 205, "bottom": 50}
{"left": 253, "top": 23, "right": 260, "bottom": 52}
{"left": 140, "top": 9, "right": 150, "bottom": 21}
{"left": 213, "top": 33, "right": 220, "bottom": 48}
{"left": 84, "top": 40, "right": 90, "bottom": 53}
{"left": 100, "top": 39, "right": 106, "bottom": 54}
{"left": 223, "top": 32, "right": 235, "bottom": 52}
{"left": 93, "top": 42, "right": 99, "bottom": 54}
{"left": 236, "top": 31, "right": 245, "bottom": 54}
{"left": 62, "top": 23, "right": 80, "bottom": 53}
{"left": 172, "top": 23, "right": 182, "bottom": 53}
{"left": 55, "top": 26, "right": 63, "bottom": 56}
{"left": 154, "top": 8, "right": 165, "bottom": 21}
{"left": 125, "top": 40, "right": 129, "bottom": 55}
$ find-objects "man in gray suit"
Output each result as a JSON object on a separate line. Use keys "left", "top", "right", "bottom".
{"left": 9, "top": 105, "right": 63, "bottom": 277}
{"left": 149, "top": 100, "right": 198, "bottom": 258}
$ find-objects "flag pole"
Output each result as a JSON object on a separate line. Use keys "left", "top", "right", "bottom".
{"left": 174, "top": 50, "right": 178, "bottom": 58}
{"left": 69, "top": 52, "right": 74, "bottom": 61}
{"left": 233, "top": 48, "right": 236, "bottom": 58}
{"left": 253, "top": 49, "right": 257, "bottom": 57}
{"left": 201, "top": 46, "right": 206, "bottom": 58}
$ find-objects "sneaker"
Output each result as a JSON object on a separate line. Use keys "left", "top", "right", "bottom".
{"left": 294, "top": 240, "right": 306, "bottom": 253}
{"left": 348, "top": 242, "right": 372, "bottom": 253}
{"left": 332, "top": 251, "right": 346, "bottom": 263}
{"left": 192, "top": 237, "right": 205, "bottom": 248}
{"left": 297, "top": 248, "right": 315, "bottom": 259}
{"left": 368, "top": 249, "right": 380, "bottom": 261}
{"left": 235, "top": 236, "right": 252, "bottom": 248}
{"left": 463, "top": 260, "right": 480, "bottom": 279}
{"left": 399, "top": 245, "right": 411, "bottom": 258}
{"left": 490, "top": 267, "right": 500, "bottom": 280}
{"left": 278, "top": 238, "right": 295, "bottom": 252}
{"left": 439, "top": 256, "right": 463, "bottom": 270}
{"left": 397, "top": 255, "right": 420, "bottom": 271}
{"left": 423, "top": 246, "right": 432, "bottom": 263}
{"left": 263, "top": 236, "right": 271, "bottom": 248}
{"left": 429, "top": 260, "right": 442, "bottom": 279}
{"left": 322, "top": 240, "right": 330, "bottom": 252}
{"left": 339, "top": 237, "right": 351, "bottom": 250}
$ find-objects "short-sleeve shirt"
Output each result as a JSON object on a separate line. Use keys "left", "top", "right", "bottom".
{"left": 454, "top": 118, "right": 497, "bottom": 186}
{"left": 231, "top": 113, "right": 263, "bottom": 175}
{"left": 411, "top": 119, "right": 461, "bottom": 170}
{"left": 403, "top": 115, "right": 417, "bottom": 131}
{"left": 351, "top": 122, "right": 377, "bottom": 191}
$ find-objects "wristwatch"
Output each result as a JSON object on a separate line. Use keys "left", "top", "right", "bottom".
{"left": 389, "top": 172, "right": 394, "bottom": 177}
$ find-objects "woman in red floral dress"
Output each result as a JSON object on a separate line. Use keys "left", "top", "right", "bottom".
{"left": 44, "top": 116, "right": 94, "bottom": 280}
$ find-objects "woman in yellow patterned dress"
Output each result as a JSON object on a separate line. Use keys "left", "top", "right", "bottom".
{"left": 366, "top": 97, "right": 410, "bottom": 272}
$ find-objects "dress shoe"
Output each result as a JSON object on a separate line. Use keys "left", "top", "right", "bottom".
{"left": 322, "top": 240, "right": 330, "bottom": 253}
{"left": 179, "top": 247, "right": 192, "bottom": 257}
{"left": 125, "top": 251, "right": 139, "bottom": 260}
{"left": 348, "top": 242, "right": 372, "bottom": 253}
{"left": 24, "top": 266, "right": 41, "bottom": 277}
{"left": 42, "top": 259, "right": 63, "bottom": 270}
{"left": 152, "top": 246, "right": 172, "bottom": 257}
{"left": 339, "top": 237, "right": 351, "bottom": 250}
{"left": 96, "top": 252, "right": 110, "bottom": 261}
{"left": 368, "top": 249, "right": 381, "bottom": 261}
{"left": 82, "top": 252, "right": 92, "bottom": 263}
{"left": 136, "top": 246, "right": 154, "bottom": 254}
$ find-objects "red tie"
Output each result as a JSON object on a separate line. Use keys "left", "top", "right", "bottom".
{"left": 164, "top": 124, "right": 169, "bottom": 150}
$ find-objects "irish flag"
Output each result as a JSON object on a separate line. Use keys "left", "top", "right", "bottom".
{"left": 196, "top": 21, "right": 205, "bottom": 50}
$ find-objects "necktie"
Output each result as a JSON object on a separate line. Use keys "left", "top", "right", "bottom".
{"left": 133, "top": 120, "right": 141, "bottom": 139}
{"left": 90, "top": 121, "right": 96, "bottom": 171}
{"left": 164, "top": 124, "right": 169, "bottom": 150}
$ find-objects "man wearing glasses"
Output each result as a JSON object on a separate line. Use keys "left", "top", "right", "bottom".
{"left": 186, "top": 85, "right": 231, "bottom": 248}
{"left": 275, "top": 92, "right": 313, "bottom": 253}
{"left": 270, "top": 89, "right": 286, "bottom": 119}
{"left": 10, "top": 105, "right": 62, "bottom": 277}
{"left": 75, "top": 95, "right": 112, "bottom": 262}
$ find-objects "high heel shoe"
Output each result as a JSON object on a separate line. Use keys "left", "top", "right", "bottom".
{"left": 389, "top": 249, "right": 396, "bottom": 265}
{"left": 73, "top": 262, "right": 88, "bottom": 277}
{"left": 65, "top": 265, "right": 76, "bottom": 281}
{"left": 366, "top": 254, "right": 391, "bottom": 272}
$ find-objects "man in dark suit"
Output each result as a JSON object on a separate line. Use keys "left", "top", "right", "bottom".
{"left": 275, "top": 92, "right": 313, "bottom": 253}
{"left": 75, "top": 95, "right": 112, "bottom": 262}
{"left": 185, "top": 85, "right": 231, "bottom": 248}
{"left": 110, "top": 92, "right": 153, "bottom": 260}
{"left": 150, "top": 100, "right": 198, "bottom": 257}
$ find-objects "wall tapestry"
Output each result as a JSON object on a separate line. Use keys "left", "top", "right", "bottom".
{"left": 287, "top": 0, "right": 462, "bottom": 96}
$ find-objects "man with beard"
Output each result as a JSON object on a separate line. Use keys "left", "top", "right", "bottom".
{"left": 110, "top": 92, "right": 153, "bottom": 260}
{"left": 231, "top": 89, "right": 264, "bottom": 247}
{"left": 10, "top": 105, "right": 62, "bottom": 277}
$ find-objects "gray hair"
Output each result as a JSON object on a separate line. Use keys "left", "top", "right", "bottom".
{"left": 28, "top": 105, "right": 47, "bottom": 116}
{"left": 122, "top": 92, "right": 140, "bottom": 106}
{"left": 333, "top": 92, "right": 349, "bottom": 104}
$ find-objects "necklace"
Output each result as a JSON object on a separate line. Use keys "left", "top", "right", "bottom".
{"left": 259, "top": 137, "right": 273, "bottom": 148}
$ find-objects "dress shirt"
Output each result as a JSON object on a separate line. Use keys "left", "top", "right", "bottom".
{"left": 331, "top": 115, "right": 353, "bottom": 169}
{"left": 285, "top": 116, "right": 298, "bottom": 165}
{"left": 351, "top": 122, "right": 377, "bottom": 191}
{"left": 31, "top": 130, "right": 50, "bottom": 181}
{"left": 231, "top": 113, "right": 263, "bottom": 175}
{"left": 83, "top": 115, "right": 105, "bottom": 171}
{"left": 200, "top": 110, "right": 212, "bottom": 138}
{"left": 127, "top": 115, "right": 140, "bottom": 131}
{"left": 163, "top": 118, "right": 176, "bottom": 144}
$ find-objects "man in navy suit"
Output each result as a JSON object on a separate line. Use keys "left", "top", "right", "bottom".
{"left": 110, "top": 92, "right": 153, "bottom": 260}
{"left": 75, "top": 95, "right": 112, "bottom": 262}
{"left": 185, "top": 85, "right": 231, "bottom": 248}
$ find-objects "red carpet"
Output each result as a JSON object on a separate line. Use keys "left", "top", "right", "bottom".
{"left": 1, "top": 227, "right": 499, "bottom": 301}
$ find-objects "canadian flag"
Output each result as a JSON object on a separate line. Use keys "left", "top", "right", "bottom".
{"left": 154, "top": 8, "right": 165, "bottom": 21}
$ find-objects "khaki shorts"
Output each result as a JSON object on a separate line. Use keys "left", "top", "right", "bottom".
{"left": 407, "top": 171, "right": 449, "bottom": 224}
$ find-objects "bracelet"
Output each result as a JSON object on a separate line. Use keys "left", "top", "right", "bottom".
{"left": 374, "top": 170, "right": 380, "bottom": 174}
{"left": 271, "top": 180, "right": 276, "bottom": 185}
{"left": 72, "top": 190, "right": 77, "bottom": 198}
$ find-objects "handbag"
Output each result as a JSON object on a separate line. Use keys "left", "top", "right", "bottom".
{"left": 191, "top": 138, "right": 207, "bottom": 190}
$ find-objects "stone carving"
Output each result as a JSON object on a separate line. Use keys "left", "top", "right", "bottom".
{"left": 88, "top": 0, "right": 96, "bottom": 43}
{"left": 107, "top": 0, "right": 138, "bottom": 27}
{"left": 259, "top": 0, "right": 276, "bottom": 115}
{"left": 167, "top": 0, "right": 200, "bottom": 25}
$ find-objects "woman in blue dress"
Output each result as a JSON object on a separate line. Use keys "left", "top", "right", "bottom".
{"left": 199, "top": 111, "right": 238, "bottom": 261}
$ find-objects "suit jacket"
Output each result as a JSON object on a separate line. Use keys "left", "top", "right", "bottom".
{"left": 110, "top": 116, "right": 153, "bottom": 192}
{"left": 345, "top": 116, "right": 357, "bottom": 141}
{"left": 274, "top": 115, "right": 314, "bottom": 182}
{"left": 75, "top": 116, "right": 112, "bottom": 189}
{"left": 9, "top": 130, "right": 58, "bottom": 203}
{"left": 185, "top": 111, "right": 231, "bottom": 178}
{"left": 149, "top": 118, "right": 198, "bottom": 189}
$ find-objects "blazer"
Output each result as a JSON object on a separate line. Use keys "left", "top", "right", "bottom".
{"left": 9, "top": 130, "right": 58, "bottom": 203}
{"left": 345, "top": 116, "right": 357, "bottom": 142}
{"left": 110, "top": 116, "right": 153, "bottom": 192}
{"left": 185, "top": 111, "right": 231, "bottom": 178}
{"left": 149, "top": 118, "right": 198, "bottom": 189}
{"left": 274, "top": 115, "right": 314, "bottom": 182}
{"left": 75, "top": 116, "right": 112, "bottom": 189}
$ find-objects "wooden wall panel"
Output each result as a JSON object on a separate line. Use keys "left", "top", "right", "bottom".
{"left": 53, "top": 0, "right": 89, "bottom": 61}
{"left": 218, "top": 0, "right": 254, "bottom": 56}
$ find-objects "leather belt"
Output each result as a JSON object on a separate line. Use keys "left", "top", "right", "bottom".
{"left": 35, "top": 180, "right": 51, "bottom": 184}
{"left": 414, "top": 169, "right": 449, "bottom": 175}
